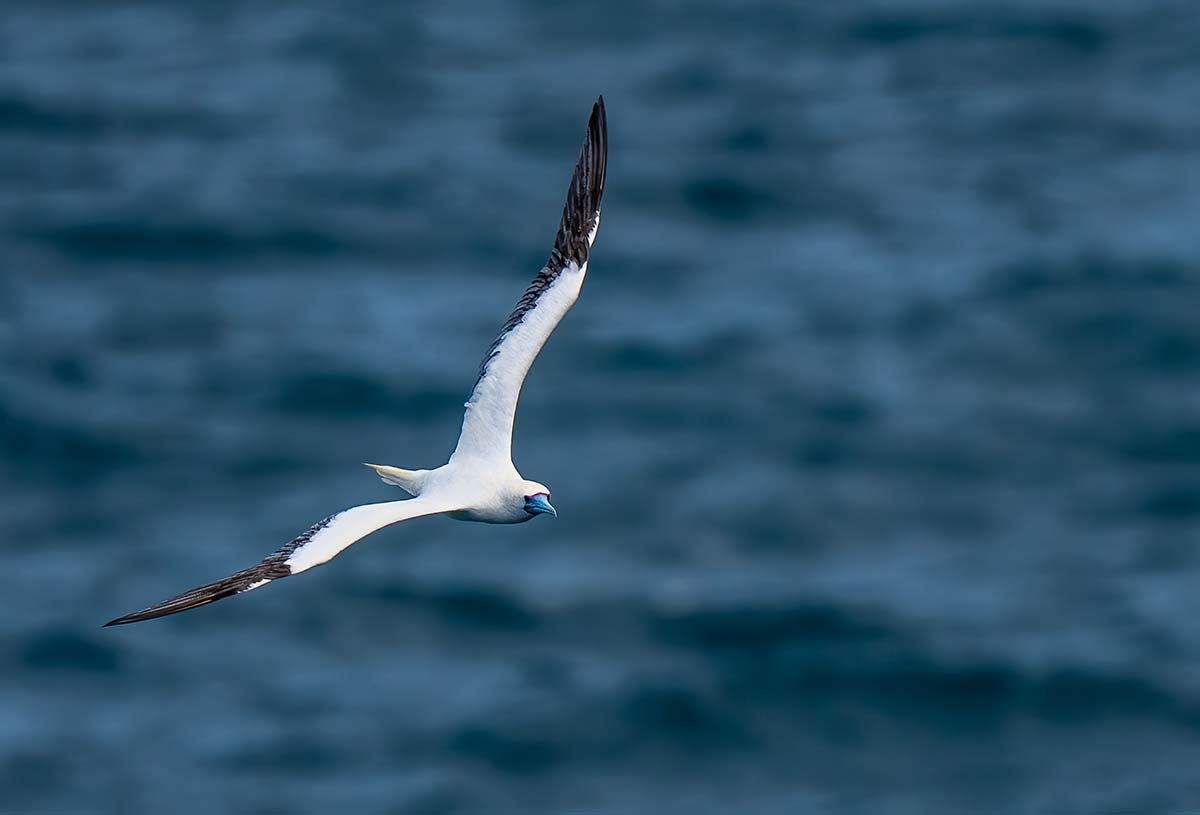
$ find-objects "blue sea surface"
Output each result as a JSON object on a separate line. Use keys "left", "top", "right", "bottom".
{"left": 2, "top": 1, "right": 1199, "bottom": 812}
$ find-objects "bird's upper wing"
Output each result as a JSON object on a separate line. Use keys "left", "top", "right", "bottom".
{"left": 451, "top": 96, "right": 607, "bottom": 464}
{"left": 104, "top": 496, "right": 460, "bottom": 626}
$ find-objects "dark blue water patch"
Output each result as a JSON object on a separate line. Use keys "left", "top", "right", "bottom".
{"left": 653, "top": 599, "right": 1199, "bottom": 729}
{"left": 215, "top": 736, "right": 349, "bottom": 775}
{"left": 824, "top": 661, "right": 1022, "bottom": 729}
{"left": 1115, "top": 423, "right": 1200, "bottom": 466}
{"left": 16, "top": 218, "right": 352, "bottom": 263}
{"left": 450, "top": 724, "right": 560, "bottom": 775}
{"left": 530, "top": 387, "right": 742, "bottom": 438}
{"left": 505, "top": 101, "right": 604, "bottom": 156}
{"left": 733, "top": 514, "right": 831, "bottom": 555}
{"left": 982, "top": 256, "right": 1194, "bottom": 302}
{"left": 847, "top": 10, "right": 1109, "bottom": 53}
{"left": 803, "top": 301, "right": 871, "bottom": 342}
{"left": 1046, "top": 307, "right": 1156, "bottom": 348}
{"left": 392, "top": 787, "right": 472, "bottom": 815}
{"left": 511, "top": 649, "right": 570, "bottom": 683}
{"left": 221, "top": 451, "right": 315, "bottom": 480}
{"left": 0, "top": 399, "right": 144, "bottom": 482}
{"left": 1029, "top": 669, "right": 1194, "bottom": 725}
{"left": 718, "top": 123, "right": 772, "bottom": 154}
{"left": 1140, "top": 331, "right": 1200, "bottom": 373}
{"left": 645, "top": 148, "right": 873, "bottom": 230}
{"left": 590, "top": 330, "right": 758, "bottom": 374}
{"left": 19, "top": 627, "right": 124, "bottom": 674}
{"left": 993, "top": 105, "right": 1184, "bottom": 156}
{"left": 705, "top": 108, "right": 831, "bottom": 159}
{"left": 420, "top": 586, "right": 540, "bottom": 632}
{"left": 809, "top": 393, "right": 878, "bottom": 429}
{"left": 0, "top": 146, "right": 115, "bottom": 195}
{"left": 651, "top": 602, "right": 892, "bottom": 653}
{"left": 780, "top": 395, "right": 880, "bottom": 474}
{"left": 0, "top": 752, "right": 65, "bottom": 811}
{"left": 789, "top": 434, "right": 862, "bottom": 473}
{"left": 46, "top": 351, "right": 97, "bottom": 389}
{"left": 1024, "top": 303, "right": 1200, "bottom": 378}
{"left": 1137, "top": 483, "right": 1200, "bottom": 520}
{"left": 0, "top": 91, "right": 230, "bottom": 140}
{"left": 973, "top": 162, "right": 1059, "bottom": 235}
{"left": 289, "top": 169, "right": 426, "bottom": 210}
{"left": 681, "top": 175, "right": 777, "bottom": 223}
{"left": 269, "top": 370, "right": 461, "bottom": 422}
{"left": 891, "top": 298, "right": 964, "bottom": 346}
{"left": 621, "top": 683, "right": 748, "bottom": 749}
{"left": 966, "top": 256, "right": 1200, "bottom": 380}
{"left": 596, "top": 397, "right": 744, "bottom": 435}
{"left": 101, "top": 306, "right": 224, "bottom": 351}
{"left": 24, "top": 498, "right": 126, "bottom": 545}
{"left": 464, "top": 243, "right": 548, "bottom": 285}
{"left": 641, "top": 57, "right": 728, "bottom": 103}
{"left": 0, "top": 94, "right": 97, "bottom": 136}
{"left": 866, "top": 437, "right": 996, "bottom": 483}
{"left": 447, "top": 679, "right": 751, "bottom": 777}
{"left": 288, "top": 32, "right": 433, "bottom": 120}
{"left": 583, "top": 248, "right": 695, "bottom": 292}
{"left": 797, "top": 661, "right": 1199, "bottom": 731}
{"left": 348, "top": 579, "right": 540, "bottom": 632}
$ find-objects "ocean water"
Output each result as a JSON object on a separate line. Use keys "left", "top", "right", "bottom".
{"left": 2, "top": 1, "right": 1199, "bottom": 812}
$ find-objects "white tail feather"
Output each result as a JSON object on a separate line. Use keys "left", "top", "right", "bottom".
{"left": 363, "top": 463, "right": 428, "bottom": 496}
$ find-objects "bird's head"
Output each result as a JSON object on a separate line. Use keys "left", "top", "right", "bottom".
{"left": 521, "top": 481, "right": 556, "bottom": 519}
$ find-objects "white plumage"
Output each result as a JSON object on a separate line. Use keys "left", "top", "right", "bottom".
{"left": 105, "top": 97, "right": 607, "bottom": 626}
{"left": 454, "top": 257, "right": 589, "bottom": 464}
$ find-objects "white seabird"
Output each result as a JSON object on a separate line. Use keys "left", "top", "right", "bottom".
{"left": 105, "top": 96, "right": 607, "bottom": 626}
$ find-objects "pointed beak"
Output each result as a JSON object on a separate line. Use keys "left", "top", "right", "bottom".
{"left": 525, "top": 493, "right": 557, "bottom": 518}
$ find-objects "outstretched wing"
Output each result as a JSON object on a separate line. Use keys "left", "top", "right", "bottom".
{"left": 451, "top": 96, "right": 607, "bottom": 464}
{"left": 103, "top": 496, "right": 459, "bottom": 626}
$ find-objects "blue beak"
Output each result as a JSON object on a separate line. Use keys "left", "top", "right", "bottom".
{"left": 525, "top": 493, "right": 557, "bottom": 517}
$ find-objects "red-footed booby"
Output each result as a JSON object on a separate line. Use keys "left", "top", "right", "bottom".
{"left": 105, "top": 97, "right": 607, "bottom": 626}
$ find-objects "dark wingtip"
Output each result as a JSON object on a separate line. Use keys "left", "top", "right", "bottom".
{"left": 549, "top": 95, "right": 608, "bottom": 270}
{"left": 103, "top": 617, "right": 137, "bottom": 627}
{"left": 589, "top": 95, "right": 607, "bottom": 209}
{"left": 102, "top": 607, "right": 174, "bottom": 627}
{"left": 101, "top": 570, "right": 266, "bottom": 628}
{"left": 592, "top": 96, "right": 604, "bottom": 146}
{"left": 103, "top": 611, "right": 149, "bottom": 627}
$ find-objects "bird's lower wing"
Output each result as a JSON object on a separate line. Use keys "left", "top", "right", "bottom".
{"left": 104, "top": 496, "right": 460, "bottom": 626}
{"left": 451, "top": 96, "right": 606, "bottom": 464}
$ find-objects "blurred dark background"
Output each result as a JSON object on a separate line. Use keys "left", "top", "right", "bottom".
{"left": 2, "top": 1, "right": 1199, "bottom": 812}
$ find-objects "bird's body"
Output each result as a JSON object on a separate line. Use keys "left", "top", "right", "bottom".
{"left": 105, "top": 97, "right": 607, "bottom": 626}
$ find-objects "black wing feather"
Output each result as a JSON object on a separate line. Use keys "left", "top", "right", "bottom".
{"left": 103, "top": 513, "right": 338, "bottom": 626}
{"left": 473, "top": 96, "right": 607, "bottom": 383}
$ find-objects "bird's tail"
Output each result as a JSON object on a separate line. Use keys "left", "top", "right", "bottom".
{"left": 363, "top": 464, "right": 428, "bottom": 496}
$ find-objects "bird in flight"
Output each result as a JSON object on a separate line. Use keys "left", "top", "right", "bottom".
{"left": 105, "top": 97, "right": 607, "bottom": 626}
